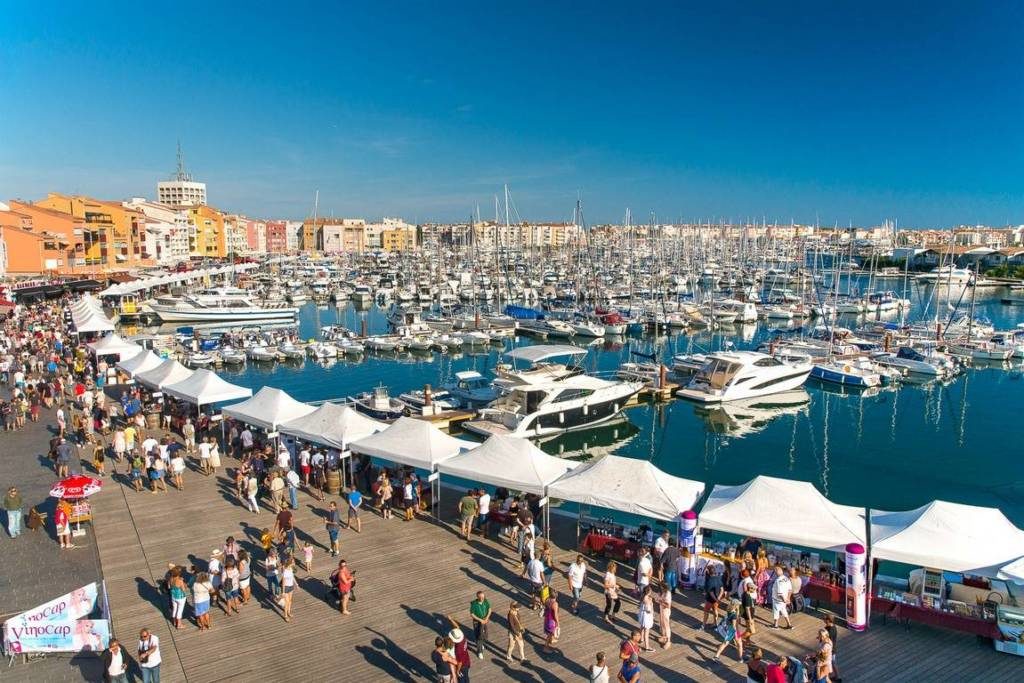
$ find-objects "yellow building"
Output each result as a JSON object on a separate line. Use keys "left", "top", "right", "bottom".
{"left": 186, "top": 205, "right": 227, "bottom": 258}
{"left": 34, "top": 193, "right": 152, "bottom": 268}
{"left": 380, "top": 227, "right": 416, "bottom": 252}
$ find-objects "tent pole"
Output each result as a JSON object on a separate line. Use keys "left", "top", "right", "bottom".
{"left": 543, "top": 487, "right": 550, "bottom": 540}
{"left": 865, "top": 506, "right": 873, "bottom": 630}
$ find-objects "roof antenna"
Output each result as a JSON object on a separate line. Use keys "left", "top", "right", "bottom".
{"left": 174, "top": 140, "right": 192, "bottom": 181}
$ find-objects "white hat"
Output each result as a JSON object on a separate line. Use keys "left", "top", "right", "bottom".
{"left": 448, "top": 628, "right": 464, "bottom": 644}
{"left": 211, "top": 548, "right": 223, "bottom": 557}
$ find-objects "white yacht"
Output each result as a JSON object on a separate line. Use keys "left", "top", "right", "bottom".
{"left": 442, "top": 370, "right": 500, "bottom": 407}
{"left": 492, "top": 345, "right": 587, "bottom": 391}
{"left": 149, "top": 296, "right": 298, "bottom": 323}
{"left": 676, "top": 350, "right": 813, "bottom": 403}
{"left": 463, "top": 374, "right": 642, "bottom": 438}
{"left": 915, "top": 265, "right": 973, "bottom": 284}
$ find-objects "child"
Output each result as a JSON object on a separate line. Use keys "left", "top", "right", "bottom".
{"left": 260, "top": 528, "right": 273, "bottom": 555}
{"left": 303, "top": 542, "right": 314, "bottom": 573}
{"left": 93, "top": 442, "right": 106, "bottom": 477}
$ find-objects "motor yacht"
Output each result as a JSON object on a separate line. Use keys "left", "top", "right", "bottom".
{"left": 149, "top": 295, "right": 298, "bottom": 323}
{"left": 676, "top": 351, "right": 812, "bottom": 403}
{"left": 915, "top": 266, "right": 973, "bottom": 284}
{"left": 442, "top": 370, "right": 500, "bottom": 408}
{"left": 870, "top": 346, "right": 957, "bottom": 377}
{"left": 463, "top": 374, "right": 642, "bottom": 438}
{"left": 351, "top": 386, "right": 405, "bottom": 420}
{"left": 492, "top": 345, "right": 587, "bottom": 391}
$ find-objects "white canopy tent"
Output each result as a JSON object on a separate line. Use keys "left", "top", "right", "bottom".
{"left": 870, "top": 501, "right": 1024, "bottom": 578}
{"left": 87, "top": 334, "right": 143, "bottom": 362}
{"left": 438, "top": 435, "right": 577, "bottom": 496}
{"left": 699, "top": 476, "right": 866, "bottom": 551}
{"left": 135, "top": 359, "right": 193, "bottom": 391}
{"left": 279, "top": 403, "right": 386, "bottom": 451}
{"left": 546, "top": 454, "right": 705, "bottom": 522}
{"left": 349, "top": 416, "right": 476, "bottom": 470}
{"left": 221, "top": 386, "right": 315, "bottom": 431}
{"left": 116, "top": 350, "right": 165, "bottom": 378}
{"left": 162, "top": 369, "right": 253, "bottom": 408}
{"left": 998, "top": 556, "right": 1024, "bottom": 584}
{"left": 69, "top": 294, "right": 116, "bottom": 334}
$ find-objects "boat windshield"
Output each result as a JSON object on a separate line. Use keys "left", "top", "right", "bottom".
{"left": 700, "top": 359, "right": 742, "bottom": 390}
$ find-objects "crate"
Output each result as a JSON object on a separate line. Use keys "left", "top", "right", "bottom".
{"left": 994, "top": 639, "right": 1024, "bottom": 656}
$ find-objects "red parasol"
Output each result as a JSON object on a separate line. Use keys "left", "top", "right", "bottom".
{"left": 50, "top": 475, "right": 103, "bottom": 499}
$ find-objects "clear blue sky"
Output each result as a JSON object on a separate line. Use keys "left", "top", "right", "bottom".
{"left": 2, "top": 1, "right": 1021, "bottom": 226}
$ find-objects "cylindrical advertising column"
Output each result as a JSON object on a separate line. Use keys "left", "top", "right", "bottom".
{"left": 679, "top": 510, "right": 699, "bottom": 588}
{"left": 845, "top": 542, "right": 867, "bottom": 632}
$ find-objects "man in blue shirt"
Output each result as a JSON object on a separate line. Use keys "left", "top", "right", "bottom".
{"left": 347, "top": 489, "right": 362, "bottom": 533}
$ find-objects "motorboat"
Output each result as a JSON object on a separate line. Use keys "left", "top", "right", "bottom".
{"left": 915, "top": 266, "right": 973, "bottom": 284}
{"left": 462, "top": 374, "right": 642, "bottom": 438}
{"left": 671, "top": 353, "right": 709, "bottom": 376}
{"left": 442, "top": 370, "right": 500, "bottom": 408}
{"left": 149, "top": 296, "right": 298, "bottom": 323}
{"left": 946, "top": 339, "right": 1014, "bottom": 361}
{"left": 433, "top": 334, "right": 464, "bottom": 351}
{"left": 365, "top": 336, "right": 400, "bottom": 352}
{"left": 870, "top": 346, "right": 957, "bottom": 377}
{"left": 219, "top": 346, "right": 246, "bottom": 365}
{"left": 492, "top": 345, "right": 587, "bottom": 391}
{"left": 337, "top": 338, "right": 365, "bottom": 355}
{"left": 398, "top": 388, "right": 460, "bottom": 412}
{"left": 715, "top": 299, "right": 758, "bottom": 323}
{"left": 809, "top": 357, "right": 883, "bottom": 387}
{"left": 351, "top": 386, "right": 405, "bottom": 420}
{"left": 616, "top": 362, "right": 661, "bottom": 384}
{"left": 246, "top": 344, "right": 278, "bottom": 362}
{"left": 544, "top": 320, "right": 576, "bottom": 338}
{"left": 570, "top": 320, "right": 605, "bottom": 337}
{"left": 407, "top": 335, "right": 435, "bottom": 352}
{"left": 458, "top": 330, "right": 491, "bottom": 346}
{"left": 351, "top": 284, "right": 374, "bottom": 302}
{"left": 278, "top": 341, "right": 306, "bottom": 360}
{"left": 676, "top": 351, "right": 813, "bottom": 403}
{"left": 186, "top": 351, "right": 215, "bottom": 367}
{"left": 306, "top": 342, "right": 338, "bottom": 360}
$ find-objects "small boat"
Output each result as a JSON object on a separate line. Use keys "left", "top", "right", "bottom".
{"left": 220, "top": 347, "right": 246, "bottom": 365}
{"left": 809, "top": 357, "right": 882, "bottom": 388}
{"left": 306, "top": 342, "right": 338, "bottom": 360}
{"left": 366, "top": 336, "right": 400, "bottom": 352}
{"left": 407, "top": 335, "right": 435, "bottom": 352}
{"left": 671, "top": 353, "right": 709, "bottom": 376}
{"left": 337, "top": 339, "right": 365, "bottom": 355}
{"left": 870, "top": 346, "right": 956, "bottom": 377}
{"left": 351, "top": 386, "right": 405, "bottom": 420}
{"left": 544, "top": 320, "right": 576, "bottom": 338}
{"left": 278, "top": 341, "right": 306, "bottom": 360}
{"left": 442, "top": 370, "right": 499, "bottom": 407}
{"left": 187, "top": 351, "right": 215, "bottom": 367}
{"left": 458, "top": 330, "right": 491, "bottom": 346}
{"left": 398, "top": 388, "right": 460, "bottom": 412}
{"left": 433, "top": 334, "right": 464, "bottom": 351}
{"left": 571, "top": 321, "right": 605, "bottom": 337}
{"left": 246, "top": 345, "right": 278, "bottom": 362}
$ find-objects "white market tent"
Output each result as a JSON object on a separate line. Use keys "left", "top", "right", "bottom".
{"left": 998, "top": 556, "right": 1024, "bottom": 583}
{"left": 162, "top": 369, "right": 253, "bottom": 407}
{"left": 279, "top": 403, "right": 386, "bottom": 451}
{"left": 870, "top": 500, "right": 1024, "bottom": 577}
{"left": 87, "top": 334, "right": 143, "bottom": 362}
{"left": 349, "top": 416, "right": 476, "bottom": 470}
{"left": 136, "top": 359, "right": 193, "bottom": 391}
{"left": 70, "top": 295, "right": 115, "bottom": 334}
{"left": 546, "top": 454, "right": 705, "bottom": 522}
{"left": 699, "top": 475, "right": 865, "bottom": 551}
{"left": 221, "top": 386, "right": 315, "bottom": 431}
{"left": 438, "top": 435, "right": 577, "bottom": 496}
{"left": 117, "top": 350, "right": 164, "bottom": 377}
{"left": 97, "top": 263, "right": 263, "bottom": 297}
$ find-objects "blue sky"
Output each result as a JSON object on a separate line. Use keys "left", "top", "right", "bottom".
{"left": 1, "top": 2, "right": 1021, "bottom": 226}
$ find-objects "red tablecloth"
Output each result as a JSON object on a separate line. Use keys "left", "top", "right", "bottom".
{"left": 488, "top": 511, "right": 513, "bottom": 526}
{"left": 871, "top": 596, "right": 1001, "bottom": 639}
{"left": 803, "top": 578, "right": 843, "bottom": 605}
{"left": 581, "top": 532, "right": 640, "bottom": 562}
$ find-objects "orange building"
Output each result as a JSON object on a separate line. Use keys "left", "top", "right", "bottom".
{"left": 1, "top": 201, "right": 89, "bottom": 275}
{"left": 187, "top": 204, "right": 227, "bottom": 258}
{"left": 34, "top": 193, "right": 153, "bottom": 268}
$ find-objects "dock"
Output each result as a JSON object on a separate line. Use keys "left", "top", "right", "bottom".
{"left": 86, "top": 437, "right": 1021, "bottom": 682}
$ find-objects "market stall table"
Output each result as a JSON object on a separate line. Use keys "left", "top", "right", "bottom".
{"left": 581, "top": 531, "right": 641, "bottom": 563}
{"left": 872, "top": 596, "right": 1002, "bottom": 640}
{"left": 803, "top": 576, "right": 844, "bottom": 606}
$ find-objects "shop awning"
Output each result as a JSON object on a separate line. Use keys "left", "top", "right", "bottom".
{"left": 221, "top": 386, "right": 315, "bottom": 431}
{"left": 870, "top": 501, "right": 1024, "bottom": 577}
{"left": 699, "top": 476, "right": 866, "bottom": 551}
{"left": 438, "top": 435, "right": 577, "bottom": 496}
{"left": 135, "top": 359, "right": 193, "bottom": 391}
{"left": 546, "top": 454, "right": 705, "bottom": 522}
{"left": 279, "top": 403, "right": 386, "bottom": 451}
{"left": 349, "top": 416, "right": 476, "bottom": 470}
{"left": 116, "top": 350, "right": 164, "bottom": 377}
{"left": 87, "top": 334, "right": 143, "bottom": 361}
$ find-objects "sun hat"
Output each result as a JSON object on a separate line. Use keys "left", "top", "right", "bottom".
{"left": 448, "top": 628, "right": 464, "bottom": 644}
{"left": 211, "top": 548, "right": 223, "bottom": 556}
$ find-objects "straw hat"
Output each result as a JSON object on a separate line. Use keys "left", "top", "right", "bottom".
{"left": 448, "top": 628, "right": 464, "bottom": 644}
{"left": 211, "top": 548, "right": 223, "bottom": 557}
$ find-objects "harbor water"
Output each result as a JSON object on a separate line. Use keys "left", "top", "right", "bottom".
{"left": 200, "top": 286, "right": 1023, "bottom": 527}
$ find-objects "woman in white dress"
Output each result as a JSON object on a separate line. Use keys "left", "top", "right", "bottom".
{"left": 657, "top": 581, "right": 673, "bottom": 649}
{"left": 637, "top": 584, "right": 656, "bottom": 652}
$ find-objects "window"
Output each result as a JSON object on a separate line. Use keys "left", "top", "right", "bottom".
{"left": 552, "top": 388, "right": 593, "bottom": 403}
{"left": 753, "top": 357, "right": 782, "bottom": 367}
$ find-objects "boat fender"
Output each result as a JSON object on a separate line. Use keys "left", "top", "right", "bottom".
{"left": 559, "top": 412, "right": 564, "bottom": 424}
{"left": 582, "top": 404, "right": 589, "bottom": 416}
{"left": 843, "top": 365, "right": 851, "bottom": 373}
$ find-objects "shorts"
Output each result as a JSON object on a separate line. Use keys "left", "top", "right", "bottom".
{"left": 301, "top": 464, "right": 311, "bottom": 476}
{"left": 772, "top": 602, "right": 789, "bottom": 619}
{"left": 131, "top": 469, "right": 142, "bottom": 480}
{"left": 225, "top": 588, "right": 239, "bottom": 599}
{"left": 348, "top": 507, "right": 360, "bottom": 518}
{"left": 284, "top": 584, "right": 294, "bottom": 594}
{"left": 571, "top": 586, "right": 583, "bottom": 601}
{"left": 150, "top": 470, "right": 163, "bottom": 480}
{"left": 194, "top": 600, "right": 209, "bottom": 616}
{"left": 704, "top": 600, "right": 718, "bottom": 611}
{"left": 403, "top": 499, "right": 414, "bottom": 510}
{"left": 328, "top": 529, "right": 339, "bottom": 543}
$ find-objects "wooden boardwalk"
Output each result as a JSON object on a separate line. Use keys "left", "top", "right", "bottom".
{"left": 88, "top": 448, "right": 1021, "bottom": 682}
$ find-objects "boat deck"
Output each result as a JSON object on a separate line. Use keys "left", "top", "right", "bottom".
{"left": 88, "top": 443, "right": 1021, "bottom": 682}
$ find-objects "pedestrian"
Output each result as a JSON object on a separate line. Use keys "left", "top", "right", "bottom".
{"left": 221, "top": 558, "right": 240, "bottom": 615}
{"left": 661, "top": 540, "right": 680, "bottom": 593}
{"left": 809, "top": 628, "right": 833, "bottom": 683}
{"left": 603, "top": 561, "right": 622, "bottom": 624}
{"left": 526, "top": 554, "right": 546, "bottom": 611}
{"left": 149, "top": 454, "right": 167, "bottom": 493}
{"left": 341, "top": 488, "right": 361, "bottom": 532}
{"left": 542, "top": 588, "right": 560, "bottom": 653}
{"left": 823, "top": 614, "right": 842, "bottom": 682}
{"left": 167, "top": 566, "right": 188, "bottom": 629}
{"left": 770, "top": 566, "right": 793, "bottom": 629}
{"left": 238, "top": 550, "right": 252, "bottom": 605}
{"left": 505, "top": 601, "right": 527, "bottom": 664}
{"left": 207, "top": 436, "right": 221, "bottom": 475}
{"left": 567, "top": 554, "right": 588, "bottom": 615}
{"left": 265, "top": 547, "right": 281, "bottom": 600}
{"left": 765, "top": 657, "right": 789, "bottom": 683}
{"left": 331, "top": 559, "right": 354, "bottom": 615}
{"left": 702, "top": 564, "right": 725, "bottom": 628}
{"left": 458, "top": 489, "right": 477, "bottom": 541}
{"left": 130, "top": 452, "right": 145, "bottom": 492}
{"left": 55, "top": 499, "right": 73, "bottom": 549}
{"left": 475, "top": 488, "right": 490, "bottom": 538}
{"left": 589, "top": 651, "right": 610, "bottom": 683}
{"left": 137, "top": 628, "right": 161, "bottom": 683}
{"left": 747, "top": 646, "right": 768, "bottom": 683}
{"left": 286, "top": 468, "right": 300, "bottom": 510}
{"left": 445, "top": 616, "right": 472, "bottom": 682}
{"left": 198, "top": 437, "right": 212, "bottom": 475}
{"left": 246, "top": 473, "right": 260, "bottom": 514}
{"left": 274, "top": 504, "right": 295, "bottom": 553}
{"left": 402, "top": 475, "right": 416, "bottom": 521}
{"left": 207, "top": 549, "right": 223, "bottom": 605}
{"left": 713, "top": 598, "right": 744, "bottom": 662}
{"left": 618, "top": 651, "right": 641, "bottom": 683}
{"left": 324, "top": 501, "right": 342, "bottom": 556}
{"left": 469, "top": 591, "right": 491, "bottom": 659}
{"left": 280, "top": 557, "right": 296, "bottom": 622}
{"left": 112, "top": 428, "right": 126, "bottom": 472}
{"left": 55, "top": 437, "right": 72, "bottom": 477}
{"left": 740, "top": 569, "right": 758, "bottom": 636}
{"left": 4, "top": 486, "right": 23, "bottom": 538}
{"left": 182, "top": 418, "right": 195, "bottom": 455}
{"left": 101, "top": 638, "right": 128, "bottom": 683}
{"left": 269, "top": 472, "right": 285, "bottom": 512}
{"left": 433, "top": 635, "right": 458, "bottom": 683}
{"left": 192, "top": 571, "right": 213, "bottom": 630}
{"left": 636, "top": 584, "right": 655, "bottom": 652}
{"left": 656, "top": 581, "right": 673, "bottom": 649}
{"left": 92, "top": 440, "right": 106, "bottom": 477}
{"left": 378, "top": 475, "right": 393, "bottom": 520}
{"left": 170, "top": 450, "right": 185, "bottom": 490}
{"left": 618, "top": 630, "right": 641, "bottom": 670}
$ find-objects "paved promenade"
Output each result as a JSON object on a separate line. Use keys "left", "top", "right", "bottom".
{"left": 2, "top": 403, "right": 1022, "bottom": 682}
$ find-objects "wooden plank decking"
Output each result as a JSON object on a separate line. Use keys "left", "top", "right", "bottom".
{"left": 88, "top": 447, "right": 1021, "bottom": 683}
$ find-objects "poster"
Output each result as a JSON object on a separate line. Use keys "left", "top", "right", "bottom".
{"left": 4, "top": 619, "right": 110, "bottom": 654}
{"left": 11, "top": 583, "right": 98, "bottom": 624}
